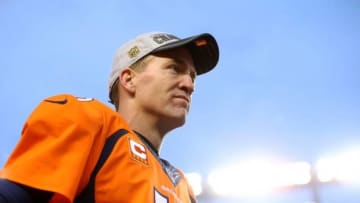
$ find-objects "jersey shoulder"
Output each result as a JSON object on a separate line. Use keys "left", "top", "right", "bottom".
{"left": 43, "top": 94, "right": 100, "bottom": 105}
{"left": 29, "top": 94, "right": 120, "bottom": 127}
{"left": 42, "top": 93, "right": 114, "bottom": 112}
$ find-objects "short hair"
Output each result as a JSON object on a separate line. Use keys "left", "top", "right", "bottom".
{"left": 109, "top": 55, "right": 151, "bottom": 111}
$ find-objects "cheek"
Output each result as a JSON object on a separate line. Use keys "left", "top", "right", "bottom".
{"left": 136, "top": 76, "right": 164, "bottom": 98}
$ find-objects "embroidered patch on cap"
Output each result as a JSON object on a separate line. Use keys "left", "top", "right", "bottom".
{"left": 128, "top": 46, "right": 140, "bottom": 58}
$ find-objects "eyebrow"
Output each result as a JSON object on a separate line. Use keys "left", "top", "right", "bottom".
{"left": 172, "top": 58, "right": 197, "bottom": 77}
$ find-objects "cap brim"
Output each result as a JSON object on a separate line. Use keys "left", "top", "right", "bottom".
{"left": 151, "top": 33, "right": 219, "bottom": 75}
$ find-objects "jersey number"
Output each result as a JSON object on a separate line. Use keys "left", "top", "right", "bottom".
{"left": 154, "top": 189, "right": 168, "bottom": 203}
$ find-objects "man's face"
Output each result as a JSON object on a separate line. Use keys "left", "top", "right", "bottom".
{"left": 133, "top": 47, "right": 196, "bottom": 130}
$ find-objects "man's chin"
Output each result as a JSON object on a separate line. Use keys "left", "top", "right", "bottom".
{"left": 164, "top": 114, "right": 187, "bottom": 129}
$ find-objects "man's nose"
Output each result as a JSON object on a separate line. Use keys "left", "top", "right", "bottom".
{"left": 179, "top": 74, "right": 195, "bottom": 95}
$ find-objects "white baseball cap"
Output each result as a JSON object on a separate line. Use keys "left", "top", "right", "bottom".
{"left": 109, "top": 32, "right": 219, "bottom": 92}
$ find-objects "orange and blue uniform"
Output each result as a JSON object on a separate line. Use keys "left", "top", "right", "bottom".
{"left": 0, "top": 94, "right": 196, "bottom": 203}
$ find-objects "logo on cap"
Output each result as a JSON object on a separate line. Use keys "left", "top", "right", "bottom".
{"left": 152, "top": 34, "right": 178, "bottom": 44}
{"left": 128, "top": 46, "right": 140, "bottom": 58}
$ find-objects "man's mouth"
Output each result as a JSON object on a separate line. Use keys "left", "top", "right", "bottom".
{"left": 176, "top": 95, "right": 190, "bottom": 102}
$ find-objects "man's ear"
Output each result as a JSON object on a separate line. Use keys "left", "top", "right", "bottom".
{"left": 119, "top": 68, "right": 136, "bottom": 93}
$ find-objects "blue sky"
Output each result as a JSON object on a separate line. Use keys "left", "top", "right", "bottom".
{"left": 1, "top": 1, "right": 359, "bottom": 202}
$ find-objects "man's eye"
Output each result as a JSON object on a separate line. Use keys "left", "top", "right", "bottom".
{"left": 169, "top": 64, "right": 180, "bottom": 72}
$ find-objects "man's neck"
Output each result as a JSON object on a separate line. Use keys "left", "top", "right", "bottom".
{"left": 118, "top": 109, "right": 166, "bottom": 152}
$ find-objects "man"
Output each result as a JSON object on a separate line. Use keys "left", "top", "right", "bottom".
{"left": 0, "top": 32, "right": 219, "bottom": 203}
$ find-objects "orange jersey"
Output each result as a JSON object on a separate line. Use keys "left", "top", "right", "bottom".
{"left": 0, "top": 94, "right": 196, "bottom": 203}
